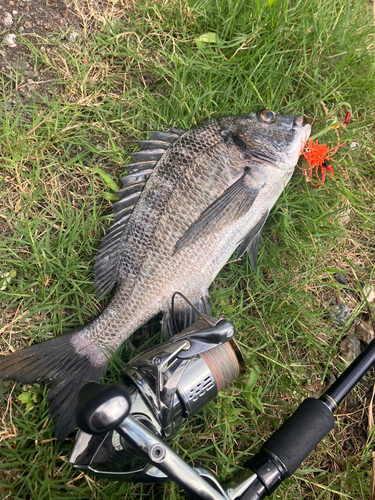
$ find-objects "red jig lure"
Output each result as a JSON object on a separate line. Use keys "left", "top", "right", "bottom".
{"left": 299, "top": 112, "right": 350, "bottom": 186}
{"left": 300, "top": 138, "right": 344, "bottom": 185}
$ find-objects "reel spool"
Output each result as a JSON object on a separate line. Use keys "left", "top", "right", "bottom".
{"left": 70, "top": 313, "right": 245, "bottom": 481}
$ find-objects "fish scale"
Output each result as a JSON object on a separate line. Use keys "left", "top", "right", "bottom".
{"left": 0, "top": 110, "right": 310, "bottom": 439}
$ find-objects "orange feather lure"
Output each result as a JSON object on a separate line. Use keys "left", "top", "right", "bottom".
{"left": 299, "top": 110, "right": 351, "bottom": 186}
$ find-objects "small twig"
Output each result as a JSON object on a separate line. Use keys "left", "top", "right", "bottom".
{"left": 0, "top": 383, "right": 17, "bottom": 439}
{"left": 245, "top": 287, "right": 287, "bottom": 367}
{"left": 366, "top": 302, "right": 375, "bottom": 338}
{"left": 61, "top": 1, "right": 70, "bottom": 31}
{"left": 245, "top": 288, "right": 271, "bottom": 339}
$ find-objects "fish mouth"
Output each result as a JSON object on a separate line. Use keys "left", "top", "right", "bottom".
{"left": 299, "top": 123, "right": 311, "bottom": 147}
{"left": 288, "top": 122, "right": 311, "bottom": 162}
{"left": 292, "top": 115, "right": 311, "bottom": 147}
{"left": 278, "top": 116, "right": 311, "bottom": 166}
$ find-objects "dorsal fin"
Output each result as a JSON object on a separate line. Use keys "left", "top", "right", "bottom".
{"left": 93, "top": 128, "right": 185, "bottom": 299}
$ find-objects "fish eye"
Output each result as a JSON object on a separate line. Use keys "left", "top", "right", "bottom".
{"left": 258, "top": 110, "right": 276, "bottom": 124}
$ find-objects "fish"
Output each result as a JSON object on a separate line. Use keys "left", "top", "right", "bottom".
{"left": 0, "top": 109, "right": 311, "bottom": 440}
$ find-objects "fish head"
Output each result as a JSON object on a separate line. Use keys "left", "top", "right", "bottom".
{"left": 223, "top": 110, "right": 311, "bottom": 170}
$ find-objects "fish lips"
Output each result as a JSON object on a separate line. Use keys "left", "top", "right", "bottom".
{"left": 293, "top": 122, "right": 312, "bottom": 154}
{"left": 283, "top": 122, "right": 311, "bottom": 167}
{"left": 296, "top": 122, "right": 311, "bottom": 145}
{"left": 273, "top": 113, "right": 307, "bottom": 131}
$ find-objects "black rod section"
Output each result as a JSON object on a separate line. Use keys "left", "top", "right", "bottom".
{"left": 321, "top": 336, "right": 375, "bottom": 410}
{"left": 240, "top": 333, "right": 375, "bottom": 500}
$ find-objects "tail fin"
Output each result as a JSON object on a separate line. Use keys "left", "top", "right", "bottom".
{"left": 0, "top": 332, "right": 105, "bottom": 440}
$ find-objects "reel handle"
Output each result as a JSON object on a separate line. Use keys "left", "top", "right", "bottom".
{"left": 76, "top": 382, "right": 132, "bottom": 435}
{"left": 76, "top": 382, "right": 229, "bottom": 499}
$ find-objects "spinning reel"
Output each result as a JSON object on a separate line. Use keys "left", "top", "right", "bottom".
{"left": 70, "top": 294, "right": 375, "bottom": 499}
{"left": 70, "top": 303, "right": 245, "bottom": 484}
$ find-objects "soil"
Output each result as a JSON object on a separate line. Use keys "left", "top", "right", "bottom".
{"left": 0, "top": 0, "right": 108, "bottom": 101}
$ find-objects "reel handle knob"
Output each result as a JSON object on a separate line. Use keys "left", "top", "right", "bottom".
{"left": 76, "top": 382, "right": 132, "bottom": 435}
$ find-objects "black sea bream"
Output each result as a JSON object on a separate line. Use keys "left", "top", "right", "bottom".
{"left": 0, "top": 110, "right": 311, "bottom": 439}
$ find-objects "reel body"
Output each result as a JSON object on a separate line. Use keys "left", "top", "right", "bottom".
{"left": 70, "top": 316, "right": 245, "bottom": 482}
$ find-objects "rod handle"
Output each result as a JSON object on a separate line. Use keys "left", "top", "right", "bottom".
{"left": 244, "top": 398, "right": 335, "bottom": 497}
{"left": 264, "top": 398, "right": 335, "bottom": 475}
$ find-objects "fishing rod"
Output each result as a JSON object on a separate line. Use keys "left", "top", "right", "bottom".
{"left": 70, "top": 297, "right": 375, "bottom": 499}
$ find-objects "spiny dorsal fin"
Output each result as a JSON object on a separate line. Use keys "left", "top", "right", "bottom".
{"left": 94, "top": 128, "right": 185, "bottom": 299}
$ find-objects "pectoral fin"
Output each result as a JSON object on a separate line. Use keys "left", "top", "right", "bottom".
{"left": 236, "top": 211, "right": 269, "bottom": 270}
{"left": 175, "top": 168, "right": 264, "bottom": 253}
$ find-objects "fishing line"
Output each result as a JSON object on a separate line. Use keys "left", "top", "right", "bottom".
{"left": 200, "top": 340, "right": 242, "bottom": 391}
{"left": 171, "top": 291, "right": 215, "bottom": 333}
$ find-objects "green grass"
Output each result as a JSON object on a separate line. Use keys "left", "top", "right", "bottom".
{"left": 1, "top": 0, "right": 375, "bottom": 498}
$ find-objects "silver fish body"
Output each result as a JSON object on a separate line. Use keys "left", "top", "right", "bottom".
{"left": 0, "top": 110, "right": 311, "bottom": 439}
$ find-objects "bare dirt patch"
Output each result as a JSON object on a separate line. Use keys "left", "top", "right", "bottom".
{"left": 0, "top": 0, "right": 130, "bottom": 101}
{"left": 1, "top": 0, "right": 77, "bottom": 100}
